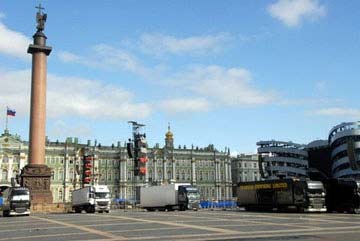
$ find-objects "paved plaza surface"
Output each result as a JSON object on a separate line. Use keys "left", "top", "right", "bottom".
{"left": 0, "top": 210, "right": 360, "bottom": 240}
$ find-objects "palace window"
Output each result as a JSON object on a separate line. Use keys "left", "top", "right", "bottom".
{"left": 1, "top": 169, "right": 7, "bottom": 181}
{"left": 59, "top": 170, "right": 63, "bottom": 181}
{"left": 58, "top": 189, "right": 63, "bottom": 201}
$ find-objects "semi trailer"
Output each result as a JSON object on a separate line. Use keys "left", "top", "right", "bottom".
{"left": 237, "top": 178, "right": 326, "bottom": 212}
{"left": 140, "top": 184, "right": 200, "bottom": 211}
{"left": 72, "top": 185, "right": 111, "bottom": 213}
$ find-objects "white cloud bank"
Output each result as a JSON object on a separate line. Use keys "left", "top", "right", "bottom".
{"left": 159, "top": 98, "right": 210, "bottom": 114}
{"left": 312, "top": 107, "right": 360, "bottom": 118}
{"left": 58, "top": 44, "right": 159, "bottom": 78}
{"left": 169, "top": 65, "right": 276, "bottom": 106}
{"left": 58, "top": 40, "right": 276, "bottom": 114}
{"left": 139, "top": 33, "right": 230, "bottom": 55}
{"left": 0, "top": 69, "right": 152, "bottom": 120}
{"left": 267, "top": 0, "right": 326, "bottom": 27}
{"left": 0, "top": 16, "right": 31, "bottom": 59}
{"left": 49, "top": 120, "right": 93, "bottom": 139}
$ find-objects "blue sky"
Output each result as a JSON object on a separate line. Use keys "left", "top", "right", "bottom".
{"left": 0, "top": 0, "right": 360, "bottom": 154}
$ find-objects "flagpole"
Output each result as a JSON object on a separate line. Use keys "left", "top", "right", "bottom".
{"left": 5, "top": 106, "right": 8, "bottom": 131}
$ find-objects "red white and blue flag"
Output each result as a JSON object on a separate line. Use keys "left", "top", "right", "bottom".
{"left": 7, "top": 107, "right": 16, "bottom": 116}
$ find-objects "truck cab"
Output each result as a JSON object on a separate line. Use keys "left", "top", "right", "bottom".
{"left": 178, "top": 185, "right": 200, "bottom": 210}
{"left": 92, "top": 185, "right": 111, "bottom": 213}
{"left": 304, "top": 180, "right": 326, "bottom": 212}
{"left": 2, "top": 187, "right": 31, "bottom": 217}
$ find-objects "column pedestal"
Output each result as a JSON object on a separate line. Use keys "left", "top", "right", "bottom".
{"left": 21, "top": 164, "right": 53, "bottom": 204}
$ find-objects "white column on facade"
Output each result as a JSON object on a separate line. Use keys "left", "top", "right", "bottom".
{"left": 227, "top": 162, "right": 232, "bottom": 199}
{"left": 120, "top": 159, "right": 127, "bottom": 200}
{"left": 224, "top": 161, "right": 229, "bottom": 200}
{"left": 163, "top": 159, "right": 167, "bottom": 182}
{"left": 145, "top": 160, "right": 149, "bottom": 186}
{"left": 191, "top": 158, "right": 196, "bottom": 185}
{"left": 8, "top": 157, "right": 13, "bottom": 182}
{"left": 172, "top": 160, "right": 176, "bottom": 182}
{"left": 214, "top": 160, "right": 218, "bottom": 200}
{"left": 154, "top": 159, "right": 158, "bottom": 183}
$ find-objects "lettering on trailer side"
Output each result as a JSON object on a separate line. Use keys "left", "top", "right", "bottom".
{"left": 239, "top": 182, "right": 288, "bottom": 190}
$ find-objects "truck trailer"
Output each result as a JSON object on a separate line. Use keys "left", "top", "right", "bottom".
{"left": 140, "top": 184, "right": 200, "bottom": 211}
{"left": 2, "top": 187, "right": 31, "bottom": 216}
{"left": 237, "top": 178, "right": 326, "bottom": 212}
{"left": 72, "top": 185, "right": 111, "bottom": 213}
{"left": 324, "top": 178, "right": 360, "bottom": 213}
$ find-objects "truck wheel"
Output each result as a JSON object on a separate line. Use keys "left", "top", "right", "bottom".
{"left": 3, "top": 210, "right": 9, "bottom": 217}
{"left": 347, "top": 208, "right": 360, "bottom": 214}
{"left": 165, "top": 206, "right": 173, "bottom": 212}
{"left": 297, "top": 207, "right": 305, "bottom": 213}
{"left": 75, "top": 208, "right": 82, "bottom": 213}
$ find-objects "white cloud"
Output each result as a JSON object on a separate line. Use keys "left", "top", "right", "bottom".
{"left": 0, "top": 69, "right": 152, "bottom": 120}
{"left": 312, "top": 107, "right": 360, "bottom": 118}
{"left": 57, "top": 44, "right": 160, "bottom": 78}
{"left": 230, "top": 151, "right": 240, "bottom": 157}
{"left": 0, "top": 69, "right": 31, "bottom": 115}
{"left": 49, "top": 120, "right": 93, "bottom": 139}
{"left": 159, "top": 98, "right": 210, "bottom": 114}
{"left": 168, "top": 65, "right": 276, "bottom": 106}
{"left": 0, "top": 20, "right": 31, "bottom": 59}
{"left": 139, "top": 33, "right": 230, "bottom": 55}
{"left": 267, "top": 0, "right": 326, "bottom": 27}
{"left": 57, "top": 51, "right": 83, "bottom": 63}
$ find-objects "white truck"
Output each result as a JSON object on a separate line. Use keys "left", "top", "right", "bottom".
{"left": 140, "top": 184, "right": 200, "bottom": 211}
{"left": 72, "top": 185, "right": 111, "bottom": 213}
{"left": 2, "top": 187, "right": 31, "bottom": 217}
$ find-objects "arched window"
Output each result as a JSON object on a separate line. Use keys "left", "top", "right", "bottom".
{"left": 1, "top": 169, "right": 8, "bottom": 181}
{"left": 2, "top": 155, "right": 8, "bottom": 163}
{"left": 167, "top": 170, "right": 171, "bottom": 180}
{"left": 101, "top": 171, "right": 105, "bottom": 181}
{"left": 58, "top": 189, "right": 63, "bottom": 202}
{"left": 69, "top": 168, "right": 74, "bottom": 181}
{"left": 12, "top": 170, "right": 18, "bottom": 178}
{"left": 148, "top": 170, "right": 153, "bottom": 180}
{"left": 59, "top": 169, "right": 64, "bottom": 181}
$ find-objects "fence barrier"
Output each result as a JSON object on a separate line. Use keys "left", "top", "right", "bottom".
{"left": 200, "top": 200, "right": 237, "bottom": 209}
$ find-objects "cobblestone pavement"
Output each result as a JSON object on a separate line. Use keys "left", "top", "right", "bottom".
{"left": 1, "top": 209, "right": 360, "bottom": 240}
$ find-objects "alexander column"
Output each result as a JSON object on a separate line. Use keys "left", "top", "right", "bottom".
{"left": 21, "top": 4, "right": 53, "bottom": 204}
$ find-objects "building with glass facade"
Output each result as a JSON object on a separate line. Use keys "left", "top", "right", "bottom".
{"left": 329, "top": 122, "right": 360, "bottom": 179}
{"left": 257, "top": 140, "right": 309, "bottom": 179}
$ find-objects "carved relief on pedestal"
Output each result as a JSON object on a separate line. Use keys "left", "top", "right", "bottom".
{"left": 21, "top": 164, "right": 53, "bottom": 204}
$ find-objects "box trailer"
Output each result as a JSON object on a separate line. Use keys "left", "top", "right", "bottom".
{"left": 140, "top": 184, "right": 200, "bottom": 211}
{"left": 237, "top": 178, "right": 326, "bottom": 212}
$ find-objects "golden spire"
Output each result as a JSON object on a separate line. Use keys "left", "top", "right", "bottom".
{"left": 165, "top": 122, "right": 173, "bottom": 139}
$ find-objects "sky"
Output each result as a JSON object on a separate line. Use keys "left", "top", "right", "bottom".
{"left": 0, "top": 0, "right": 360, "bottom": 155}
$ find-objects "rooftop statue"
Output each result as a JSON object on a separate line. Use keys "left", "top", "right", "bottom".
{"left": 35, "top": 4, "right": 47, "bottom": 32}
